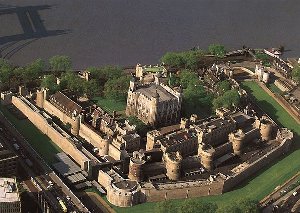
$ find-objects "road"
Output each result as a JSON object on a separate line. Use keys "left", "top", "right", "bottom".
{"left": 0, "top": 110, "right": 90, "bottom": 212}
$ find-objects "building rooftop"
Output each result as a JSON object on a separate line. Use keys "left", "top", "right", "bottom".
{"left": 50, "top": 92, "right": 82, "bottom": 115}
{"left": 135, "top": 84, "right": 176, "bottom": 101}
{"left": 160, "top": 129, "right": 197, "bottom": 148}
{"left": 0, "top": 177, "right": 19, "bottom": 203}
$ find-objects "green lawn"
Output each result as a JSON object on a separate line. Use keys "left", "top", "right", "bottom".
{"left": 92, "top": 97, "right": 126, "bottom": 113}
{"left": 267, "top": 83, "right": 283, "bottom": 95}
{"left": 0, "top": 105, "right": 61, "bottom": 164}
{"left": 112, "top": 81, "right": 300, "bottom": 213}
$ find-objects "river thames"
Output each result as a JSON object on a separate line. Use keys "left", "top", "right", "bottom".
{"left": 0, "top": 0, "right": 299, "bottom": 69}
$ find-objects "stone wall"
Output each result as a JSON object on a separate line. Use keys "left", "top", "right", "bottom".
{"left": 12, "top": 96, "right": 90, "bottom": 171}
{"left": 79, "top": 123, "right": 110, "bottom": 155}
{"left": 223, "top": 137, "right": 292, "bottom": 192}
{"left": 141, "top": 179, "right": 224, "bottom": 202}
{"left": 43, "top": 100, "right": 74, "bottom": 124}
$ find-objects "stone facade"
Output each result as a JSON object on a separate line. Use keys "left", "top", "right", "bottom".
{"left": 126, "top": 77, "right": 182, "bottom": 126}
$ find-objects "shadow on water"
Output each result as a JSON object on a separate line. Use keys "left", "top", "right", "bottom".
{"left": 0, "top": 4, "right": 70, "bottom": 58}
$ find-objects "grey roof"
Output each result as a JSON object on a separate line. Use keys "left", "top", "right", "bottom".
{"left": 136, "top": 84, "right": 175, "bottom": 101}
{"left": 53, "top": 153, "right": 85, "bottom": 177}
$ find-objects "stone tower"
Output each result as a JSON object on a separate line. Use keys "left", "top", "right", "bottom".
{"left": 165, "top": 151, "right": 182, "bottom": 181}
{"left": 36, "top": 89, "right": 45, "bottom": 109}
{"left": 229, "top": 129, "right": 246, "bottom": 155}
{"left": 260, "top": 119, "right": 273, "bottom": 141}
{"left": 71, "top": 111, "right": 81, "bottom": 136}
{"left": 128, "top": 151, "right": 145, "bottom": 182}
{"left": 198, "top": 143, "right": 214, "bottom": 171}
{"left": 149, "top": 90, "right": 159, "bottom": 126}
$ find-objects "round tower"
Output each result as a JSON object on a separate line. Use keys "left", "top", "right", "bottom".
{"left": 36, "top": 90, "right": 45, "bottom": 109}
{"left": 229, "top": 129, "right": 246, "bottom": 155}
{"left": 71, "top": 113, "right": 81, "bottom": 136}
{"left": 165, "top": 152, "right": 182, "bottom": 181}
{"left": 260, "top": 119, "right": 273, "bottom": 141}
{"left": 98, "top": 137, "right": 110, "bottom": 156}
{"left": 128, "top": 151, "right": 145, "bottom": 182}
{"left": 198, "top": 143, "right": 214, "bottom": 171}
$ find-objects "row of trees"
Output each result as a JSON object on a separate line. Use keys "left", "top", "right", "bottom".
{"left": 292, "top": 65, "right": 300, "bottom": 83}
{"left": 161, "top": 44, "right": 226, "bottom": 70}
{"left": 0, "top": 55, "right": 129, "bottom": 102}
{"left": 156, "top": 198, "right": 260, "bottom": 213}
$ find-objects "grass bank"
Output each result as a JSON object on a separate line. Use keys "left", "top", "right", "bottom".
{"left": 0, "top": 105, "right": 61, "bottom": 164}
{"left": 92, "top": 97, "right": 126, "bottom": 113}
{"left": 112, "top": 81, "right": 300, "bottom": 213}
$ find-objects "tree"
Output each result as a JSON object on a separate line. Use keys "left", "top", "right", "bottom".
{"left": 292, "top": 66, "right": 300, "bottom": 83}
{"left": 60, "top": 72, "right": 85, "bottom": 96}
{"left": 178, "top": 70, "right": 199, "bottom": 89}
{"left": 156, "top": 200, "right": 176, "bottom": 213}
{"left": 179, "top": 199, "right": 217, "bottom": 213}
{"left": 127, "top": 116, "right": 150, "bottom": 136}
{"left": 41, "top": 74, "right": 58, "bottom": 93}
{"left": 49, "top": 55, "right": 72, "bottom": 72}
{"left": 181, "top": 50, "right": 204, "bottom": 70}
{"left": 168, "top": 73, "right": 180, "bottom": 87}
{"left": 208, "top": 44, "right": 226, "bottom": 57}
{"left": 182, "top": 82, "right": 213, "bottom": 117}
{"left": 83, "top": 79, "right": 100, "bottom": 98}
{"left": 23, "top": 59, "right": 45, "bottom": 85}
{"left": 104, "top": 76, "right": 130, "bottom": 101}
{"left": 255, "top": 53, "right": 270, "bottom": 67}
{"left": 213, "top": 89, "right": 240, "bottom": 110}
{"left": 161, "top": 52, "right": 184, "bottom": 68}
{"left": 0, "top": 59, "right": 13, "bottom": 88}
{"left": 216, "top": 80, "right": 231, "bottom": 95}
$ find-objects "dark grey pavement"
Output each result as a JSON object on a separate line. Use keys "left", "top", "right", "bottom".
{"left": 1, "top": 0, "right": 300, "bottom": 69}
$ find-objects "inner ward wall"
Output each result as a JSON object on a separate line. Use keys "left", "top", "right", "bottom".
{"left": 12, "top": 96, "right": 90, "bottom": 170}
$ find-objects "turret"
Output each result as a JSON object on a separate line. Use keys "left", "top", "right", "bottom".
{"left": 129, "top": 77, "right": 137, "bottom": 91}
{"left": 229, "top": 129, "right": 246, "bottom": 155}
{"left": 128, "top": 151, "right": 146, "bottom": 182}
{"left": 36, "top": 89, "right": 45, "bottom": 109}
{"left": 260, "top": 119, "right": 273, "bottom": 141}
{"left": 71, "top": 110, "right": 81, "bottom": 136}
{"left": 165, "top": 152, "right": 182, "bottom": 181}
{"left": 198, "top": 143, "right": 214, "bottom": 171}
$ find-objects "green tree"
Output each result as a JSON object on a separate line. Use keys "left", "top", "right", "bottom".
{"left": 104, "top": 76, "right": 130, "bottom": 101}
{"left": 127, "top": 116, "right": 150, "bottom": 136}
{"left": 255, "top": 53, "right": 270, "bottom": 67}
{"left": 49, "top": 55, "right": 72, "bottom": 72}
{"left": 156, "top": 200, "right": 176, "bottom": 213}
{"left": 213, "top": 89, "right": 240, "bottom": 110}
{"left": 179, "top": 70, "right": 199, "bottom": 89}
{"left": 60, "top": 72, "right": 85, "bottom": 96}
{"left": 208, "top": 44, "right": 226, "bottom": 57}
{"left": 83, "top": 79, "right": 100, "bottom": 98}
{"left": 41, "top": 74, "right": 58, "bottom": 93}
{"left": 0, "top": 59, "right": 13, "bottom": 88}
{"left": 216, "top": 80, "right": 231, "bottom": 95}
{"left": 161, "top": 52, "right": 184, "bottom": 68}
{"left": 23, "top": 59, "right": 45, "bottom": 85}
{"left": 182, "top": 50, "right": 204, "bottom": 70}
{"left": 168, "top": 73, "right": 180, "bottom": 87}
{"left": 292, "top": 66, "right": 300, "bottom": 83}
{"left": 179, "top": 199, "right": 217, "bottom": 213}
{"left": 182, "top": 83, "right": 213, "bottom": 117}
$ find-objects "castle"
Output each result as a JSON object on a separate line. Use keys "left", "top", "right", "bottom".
{"left": 126, "top": 76, "right": 182, "bottom": 126}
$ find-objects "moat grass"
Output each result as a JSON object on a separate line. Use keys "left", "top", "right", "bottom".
{"left": 92, "top": 96, "right": 126, "bottom": 113}
{"left": 0, "top": 104, "right": 61, "bottom": 164}
{"left": 112, "top": 81, "right": 300, "bottom": 213}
